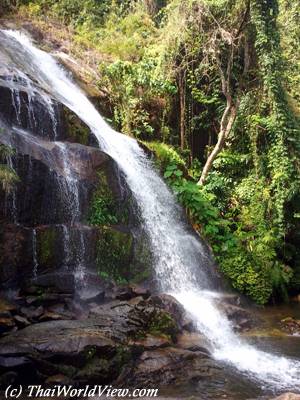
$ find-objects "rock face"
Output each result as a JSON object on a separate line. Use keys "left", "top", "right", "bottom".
{"left": 0, "top": 291, "right": 221, "bottom": 390}
{"left": 0, "top": 38, "right": 147, "bottom": 291}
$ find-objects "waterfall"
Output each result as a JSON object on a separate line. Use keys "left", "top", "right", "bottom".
{"left": 5, "top": 152, "right": 17, "bottom": 223}
{"left": 55, "top": 142, "right": 87, "bottom": 285}
{"left": 1, "top": 29, "right": 300, "bottom": 391}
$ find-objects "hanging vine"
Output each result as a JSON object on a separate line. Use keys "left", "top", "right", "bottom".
{"left": 251, "top": 0, "right": 300, "bottom": 236}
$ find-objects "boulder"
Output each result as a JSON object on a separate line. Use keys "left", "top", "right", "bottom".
{"left": 127, "top": 347, "right": 221, "bottom": 387}
{"left": 176, "top": 331, "right": 211, "bottom": 354}
{"left": 116, "top": 285, "right": 151, "bottom": 301}
{"left": 216, "top": 300, "right": 255, "bottom": 332}
{"left": 280, "top": 317, "right": 300, "bottom": 335}
{"left": 0, "top": 294, "right": 219, "bottom": 387}
{"left": 149, "top": 294, "right": 193, "bottom": 331}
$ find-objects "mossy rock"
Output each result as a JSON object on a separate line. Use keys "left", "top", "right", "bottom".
{"left": 147, "top": 309, "right": 179, "bottom": 341}
{"left": 76, "top": 346, "right": 131, "bottom": 383}
{"left": 63, "top": 106, "right": 90, "bottom": 145}
{"left": 96, "top": 226, "right": 133, "bottom": 284}
{"left": 89, "top": 170, "right": 129, "bottom": 226}
{"left": 36, "top": 226, "right": 60, "bottom": 270}
{"left": 129, "top": 234, "right": 152, "bottom": 284}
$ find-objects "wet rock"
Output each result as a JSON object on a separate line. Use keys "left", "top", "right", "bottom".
{"left": 0, "top": 317, "right": 15, "bottom": 334}
{"left": 27, "top": 292, "right": 73, "bottom": 307}
{"left": 38, "top": 311, "right": 68, "bottom": 322}
{"left": 217, "top": 301, "right": 254, "bottom": 332}
{"left": 128, "top": 347, "right": 221, "bottom": 387}
{"left": 0, "top": 56, "right": 67, "bottom": 140}
{"left": 149, "top": 294, "right": 190, "bottom": 331}
{"left": 0, "top": 224, "right": 33, "bottom": 285}
{"left": 47, "top": 303, "right": 76, "bottom": 319}
{"left": 0, "top": 310, "right": 11, "bottom": 318}
{"left": 0, "top": 356, "right": 31, "bottom": 369}
{"left": 176, "top": 331, "right": 211, "bottom": 354}
{"left": 116, "top": 285, "right": 151, "bottom": 301}
{"left": 0, "top": 298, "right": 16, "bottom": 314}
{"left": 21, "top": 285, "right": 41, "bottom": 295}
{"left": 280, "top": 317, "right": 300, "bottom": 335}
{"left": 20, "top": 305, "right": 44, "bottom": 320}
{"left": 13, "top": 315, "right": 30, "bottom": 328}
{"left": 0, "top": 295, "right": 187, "bottom": 383}
{"left": 218, "top": 293, "right": 241, "bottom": 306}
{"left": 31, "top": 272, "right": 76, "bottom": 294}
{"left": 0, "top": 125, "right": 110, "bottom": 182}
{"left": 77, "top": 287, "right": 105, "bottom": 304}
{"left": 130, "top": 334, "right": 171, "bottom": 350}
{"left": 0, "top": 319, "right": 116, "bottom": 355}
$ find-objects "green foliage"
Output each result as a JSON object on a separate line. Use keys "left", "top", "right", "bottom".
{"left": 147, "top": 141, "right": 292, "bottom": 304}
{"left": 37, "top": 228, "right": 56, "bottom": 266}
{"left": 63, "top": 107, "right": 90, "bottom": 145}
{"left": 89, "top": 196, "right": 118, "bottom": 226}
{"left": 19, "top": 0, "right": 112, "bottom": 26}
{"left": 89, "top": 171, "right": 123, "bottom": 226}
{"left": 98, "top": 58, "right": 176, "bottom": 138}
{"left": 147, "top": 309, "right": 178, "bottom": 340}
{"left": 96, "top": 227, "right": 133, "bottom": 284}
{"left": 0, "top": 144, "right": 19, "bottom": 193}
{"left": 146, "top": 141, "right": 185, "bottom": 169}
{"left": 278, "top": 0, "right": 300, "bottom": 106}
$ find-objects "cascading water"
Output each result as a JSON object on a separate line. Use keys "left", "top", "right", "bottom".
{"left": 2, "top": 29, "right": 300, "bottom": 392}
{"left": 5, "top": 152, "right": 17, "bottom": 223}
{"left": 56, "top": 142, "right": 87, "bottom": 285}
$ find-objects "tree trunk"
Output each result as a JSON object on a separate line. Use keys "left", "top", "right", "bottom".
{"left": 197, "top": 99, "right": 238, "bottom": 185}
{"left": 179, "top": 73, "right": 186, "bottom": 150}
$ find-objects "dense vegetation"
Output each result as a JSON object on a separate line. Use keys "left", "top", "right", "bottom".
{"left": 2, "top": 0, "right": 300, "bottom": 304}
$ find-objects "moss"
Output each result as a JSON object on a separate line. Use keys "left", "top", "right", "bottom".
{"left": 148, "top": 310, "right": 178, "bottom": 339}
{"left": 132, "top": 309, "right": 178, "bottom": 341}
{"left": 56, "top": 364, "right": 77, "bottom": 378}
{"left": 75, "top": 357, "right": 110, "bottom": 381}
{"left": 147, "top": 309, "right": 178, "bottom": 340}
{"left": 129, "top": 236, "right": 152, "bottom": 284}
{"left": 96, "top": 226, "right": 133, "bottom": 284}
{"left": 77, "top": 346, "right": 131, "bottom": 382}
{"left": 89, "top": 170, "right": 129, "bottom": 226}
{"left": 142, "top": 141, "right": 186, "bottom": 171}
{"left": 113, "top": 346, "right": 132, "bottom": 370}
{"left": 89, "top": 171, "right": 119, "bottom": 226}
{"left": 84, "top": 346, "right": 97, "bottom": 361}
{"left": 37, "top": 228, "right": 56, "bottom": 267}
{"left": 63, "top": 106, "right": 90, "bottom": 145}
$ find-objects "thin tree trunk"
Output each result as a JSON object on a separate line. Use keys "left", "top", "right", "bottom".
{"left": 197, "top": 38, "right": 240, "bottom": 185}
{"left": 197, "top": 100, "right": 237, "bottom": 185}
{"left": 179, "top": 72, "right": 186, "bottom": 150}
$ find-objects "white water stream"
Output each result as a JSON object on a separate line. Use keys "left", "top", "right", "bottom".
{"left": 2, "top": 30, "right": 300, "bottom": 391}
